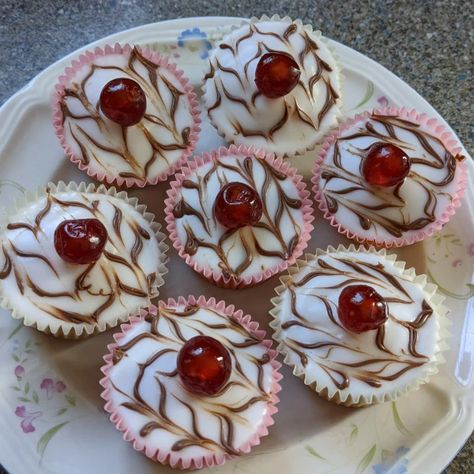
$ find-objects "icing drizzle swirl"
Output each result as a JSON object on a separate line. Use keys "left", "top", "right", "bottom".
{"left": 169, "top": 153, "right": 308, "bottom": 284}
{"left": 60, "top": 47, "right": 195, "bottom": 183}
{"left": 0, "top": 188, "right": 161, "bottom": 328}
{"left": 275, "top": 251, "right": 439, "bottom": 396}
{"left": 318, "top": 113, "right": 465, "bottom": 241}
{"left": 203, "top": 20, "right": 341, "bottom": 154}
{"left": 107, "top": 302, "right": 275, "bottom": 459}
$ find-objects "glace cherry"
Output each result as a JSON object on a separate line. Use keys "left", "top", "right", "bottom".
{"left": 214, "top": 182, "right": 263, "bottom": 229}
{"left": 54, "top": 218, "right": 108, "bottom": 265}
{"left": 338, "top": 284, "right": 388, "bottom": 333}
{"left": 177, "top": 336, "right": 232, "bottom": 396}
{"left": 255, "top": 52, "right": 301, "bottom": 98}
{"left": 100, "top": 77, "right": 146, "bottom": 126}
{"left": 362, "top": 142, "right": 410, "bottom": 187}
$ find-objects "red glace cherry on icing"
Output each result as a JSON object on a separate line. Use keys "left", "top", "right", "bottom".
{"left": 338, "top": 284, "right": 388, "bottom": 333}
{"left": 54, "top": 218, "right": 108, "bottom": 264}
{"left": 214, "top": 182, "right": 263, "bottom": 229}
{"left": 100, "top": 77, "right": 147, "bottom": 126}
{"left": 362, "top": 142, "right": 411, "bottom": 187}
{"left": 255, "top": 52, "right": 301, "bottom": 98}
{"left": 177, "top": 335, "right": 232, "bottom": 395}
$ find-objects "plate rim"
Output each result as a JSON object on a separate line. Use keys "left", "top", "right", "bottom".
{"left": 0, "top": 15, "right": 472, "bottom": 474}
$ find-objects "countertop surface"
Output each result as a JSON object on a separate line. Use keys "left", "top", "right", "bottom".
{"left": 0, "top": 0, "right": 472, "bottom": 473}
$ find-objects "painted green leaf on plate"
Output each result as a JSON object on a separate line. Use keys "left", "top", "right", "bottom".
{"left": 65, "top": 394, "right": 76, "bottom": 406}
{"left": 0, "top": 179, "right": 26, "bottom": 195}
{"left": 353, "top": 81, "right": 374, "bottom": 109}
{"left": 392, "top": 402, "right": 410, "bottom": 435}
{"left": 427, "top": 268, "right": 474, "bottom": 300}
{"left": 355, "top": 444, "right": 376, "bottom": 474}
{"left": 37, "top": 421, "right": 69, "bottom": 458}
{"left": 305, "top": 445, "right": 325, "bottom": 460}
{"left": 381, "top": 449, "right": 392, "bottom": 463}
{"left": 350, "top": 424, "right": 358, "bottom": 443}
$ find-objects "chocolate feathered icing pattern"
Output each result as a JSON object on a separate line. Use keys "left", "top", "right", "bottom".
{"left": 106, "top": 301, "right": 277, "bottom": 461}
{"left": 273, "top": 250, "right": 440, "bottom": 398}
{"left": 317, "top": 112, "right": 465, "bottom": 243}
{"left": 58, "top": 46, "right": 197, "bottom": 183}
{"left": 0, "top": 186, "right": 163, "bottom": 330}
{"left": 167, "top": 151, "right": 311, "bottom": 286}
{"left": 203, "top": 19, "right": 341, "bottom": 155}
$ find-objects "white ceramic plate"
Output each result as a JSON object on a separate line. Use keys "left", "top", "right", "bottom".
{"left": 0, "top": 17, "right": 472, "bottom": 474}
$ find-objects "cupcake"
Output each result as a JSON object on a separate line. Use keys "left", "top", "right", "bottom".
{"left": 100, "top": 295, "right": 282, "bottom": 469}
{"left": 0, "top": 181, "right": 168, "bottom": 338}
{"left": 164, "top": 144, "right": 314, "bottom": 288}
{"left": 202, "top": 15, "right": 342, "bottom": 156}
{"left": 312, "top": 108, "right": 467, "bottom": 247}
{"left": 52, "top": 44, "right": 201, "bottom": 188}
{"left": 270, "top": 245, "right": 449, "bottom": 407}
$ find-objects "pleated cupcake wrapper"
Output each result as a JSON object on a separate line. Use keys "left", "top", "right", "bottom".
{"left": 100, "top": 295, "right": 282, "bottom": 470}
{"left": 201, "top": 14, "right": 344, "bottom": 158}
{"left": 164, "top": 144, "right": 315, "bottom": 289}
{"left": 312, "top": 107, "right": 469, "bottom": 248}
{"left": 269, "top": 244, "right": 451, "bottom": 407}
{"left": 52, "top": 43, "right": 201, "bottom": 188}
{"left": 0, "top": 181, "right": 169, "bottom": 339}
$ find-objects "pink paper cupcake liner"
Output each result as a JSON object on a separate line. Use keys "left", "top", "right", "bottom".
{"left": 100, "top": 295, "right": 282, "bottom": 470}
{"left": 311, "top": 107, "right": 468, "bottom": 248}
{"left": 164, "top": 144, "right": 315, "bottom": 288}
{"left": 52, "top": 43, "right": 201, "bottom": 188}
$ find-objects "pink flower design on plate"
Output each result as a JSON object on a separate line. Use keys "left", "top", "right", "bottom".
{"left": 40, "top": 378, "right": 67, "bottom": 399}
{"left": 377, "top": 96, "right": 389, "bottom": 107}
{"left": 452, "top": 259, "right": 462, "bottom": 268}
{"left": 15, "top": 405, "right": 42, "bottom": 433}
{"left": 468, "top": 243, "right": 474, "bottom": 256}
{"left": 14, "top": 365, "right": 25, "bottom": 378}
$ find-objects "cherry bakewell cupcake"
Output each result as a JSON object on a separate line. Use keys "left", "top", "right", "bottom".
{"left": 164, "top": 144, "right": 314, "bottom": 288}
{"left": 270, "top": 245, "right": 450, "bottom": 407}
{"left": 0, "top": 182, "right": 168, "bottom": 338}
{"left": 100, "top": 296, "right": 282, "bottom": 469}
{"left": 52, "top": 43, "right": 200, "bottom": 188}
{"left": 312, "top": 107, "right": 467, "bottom": 247}
{"left": 202, "top": 15, "right": 342, "bottom": 156}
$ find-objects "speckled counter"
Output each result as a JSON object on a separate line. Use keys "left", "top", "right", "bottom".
{"left": 0, "top": 1, "right": 472, "bottom": 473}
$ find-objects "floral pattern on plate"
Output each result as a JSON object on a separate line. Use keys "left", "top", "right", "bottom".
{"left": 0, "top": 17, "right": 472, "bottom": 474}
{"left": 8, "top": 335, "right": 78, "bottom": 459}
{"left": 177, "top": 27, "right": 212, "bottom": 58}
